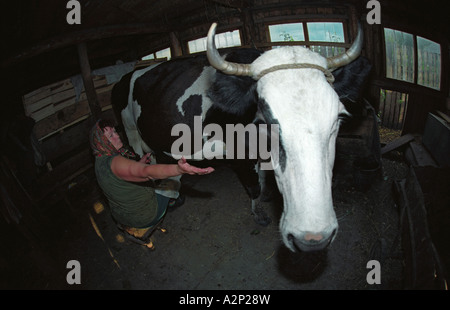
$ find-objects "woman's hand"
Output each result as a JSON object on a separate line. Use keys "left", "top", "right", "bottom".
{"left": 177, "top": 157, "right": 214, "bottom": 175}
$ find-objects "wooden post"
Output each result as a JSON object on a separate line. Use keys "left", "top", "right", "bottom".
{"left": 77, "top": 42, "right": 101, "bottom": 121}
{"left": 241, "top": 8, "right": 257, "bottom": 48}
{"left": 169, "top": 32, "right": 183, "bottom": 58}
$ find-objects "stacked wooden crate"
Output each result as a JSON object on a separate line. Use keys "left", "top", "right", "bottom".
{"left": 23, "top": 75, "right": 114, "bottom": 141}
{"left": 21, "top": 74, "right": 116, "bottom": 199}
{"left": 21, "top": 59, "right": 164, "bottom": 201}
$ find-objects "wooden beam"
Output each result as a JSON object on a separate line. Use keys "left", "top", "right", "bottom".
{"left": 2, "top": 23, "right": 169, "bottom": 68}
{"left": 77, "top": 42, "right": 101, "bottom": 121}
{"left": 169, "top": 32, "right": 183, "bottom": 58}
{"left": 241, "top": 7, "right": 258, "bottom": 47}
{"left": 381, "top": 133, "right": 415, "bottom": 155}
{"left": 209, "top": 0, "right": 252, "bottom": 9}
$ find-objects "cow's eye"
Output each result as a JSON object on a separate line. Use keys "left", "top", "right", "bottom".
{"left": 338, "top": 112, "right": 351, "bottom": 125}
{"left": 338, "top": 112, "right": 349, "bottom": 120}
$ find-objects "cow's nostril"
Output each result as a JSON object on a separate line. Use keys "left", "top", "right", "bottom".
{"left": 288, "top": 234, "right": 294, "bottom": 242}
{"left": 304, "top": 233, "right": 323, "bottom": 242}
{"left": 288, "top": 229, "right": 336, "bottom": 252}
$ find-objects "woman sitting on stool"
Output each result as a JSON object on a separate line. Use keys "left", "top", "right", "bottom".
{"left": 89, "top": 119, "right": 214, "bottom": 249}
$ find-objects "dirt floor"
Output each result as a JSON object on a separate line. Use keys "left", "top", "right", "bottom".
{"left": 1, "top": 153, "right": 409, "bottom": 290}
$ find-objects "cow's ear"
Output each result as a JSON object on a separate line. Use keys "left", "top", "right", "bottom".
{"left": 207, "top": 49, "right": 262, "bottom": 116}
{"left": 332, "top": 56, "right": 372, "bottom": 117}
{"left": 207, "top": 74, "right": 258, "bottom": 116}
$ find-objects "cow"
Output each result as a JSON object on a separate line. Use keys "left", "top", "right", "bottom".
{"left": 111, "top": 22, "right": 368, "bottom": 252}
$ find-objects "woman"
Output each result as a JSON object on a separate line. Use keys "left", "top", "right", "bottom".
{"left": 90, "top": 119, "right": 214, "bottom": 249}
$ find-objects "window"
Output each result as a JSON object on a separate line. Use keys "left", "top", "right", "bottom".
{"left": 307, "top": 22, "right": 345, "bottom": 57}
{"left": 384, "top": 28, "right": 441, "bottom": 90}
{"left": 268, "top": 21, "right": 346, "bottom": 57}
{"left": 141, "top": 47, "right": 172, "bottom": 61}
{"left": 268, "top": 23, "right": 305, "bottom": 42}
{"left": 379, "top": 89, "right": 409, "bottom": 130}
{"left": 384, "top": 28, "right": 415, "bottom": 83}
{"left": 141, "top": 54, "right": 154, "bottom": 60}
{"left": 188, "top": 29, "right": 241, "bottom": 54}
{"left": 417, "top": 36, "right": 441, "bottom": 90}
{"left": 306, "top": 22, "right": 345, "bottom": 42}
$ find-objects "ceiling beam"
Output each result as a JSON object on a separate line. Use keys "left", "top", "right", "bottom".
{"left": 1, "top": 23, "right": 171, "bottom": 68}
{"left": 208, "top": 0, "right": 253, "bottom": 9}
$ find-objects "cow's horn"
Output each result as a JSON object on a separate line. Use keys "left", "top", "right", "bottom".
{"left": 207, "top": 23, "right": 252, "bottom": 76}
{"left": 326, "top": 22, "right": 364, "bottom": 70}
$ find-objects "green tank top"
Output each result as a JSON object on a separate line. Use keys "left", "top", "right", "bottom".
{"left": 95, "top": 155, "right": 158, "bottom": 228}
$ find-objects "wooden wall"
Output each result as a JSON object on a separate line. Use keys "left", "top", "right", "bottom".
{"left": 20, "top": 73, "right": 115, "bottom": 201}
{"left": 19, "top": 60, "right": 161, "bottom": 202}
{"left": 9, "top": 0, "right": 449, "bottom": 203}
{"left": 135, "top": 0, "right": 448, "bottom": 136}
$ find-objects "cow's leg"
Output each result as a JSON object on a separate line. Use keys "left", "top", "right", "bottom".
{"left": 232, "top": 162, "right": 271, "bottom": 227}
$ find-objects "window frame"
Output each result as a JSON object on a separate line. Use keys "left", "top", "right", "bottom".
{"left": 141, "top": 47, "right": 172, "bottom": 61}
{"left": 382, "top": 26, "right": 442, "bottom": 91}
{"left": 265, "top": 19, "right": 350, "bottom": 52}
{"left": 186, "top": 28, "right": 242, "bottom": 54}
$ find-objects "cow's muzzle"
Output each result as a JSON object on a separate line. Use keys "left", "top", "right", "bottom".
{"left": 288, "top": 229, "right": 337, "bottom": 252}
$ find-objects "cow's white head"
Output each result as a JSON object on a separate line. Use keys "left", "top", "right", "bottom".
{"left": 207, "top": 23, "right": 363, "bottom": 252}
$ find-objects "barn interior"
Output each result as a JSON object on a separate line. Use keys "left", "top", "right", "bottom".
{"left": 1, "top": 0, "right": 449, "bottom": 291}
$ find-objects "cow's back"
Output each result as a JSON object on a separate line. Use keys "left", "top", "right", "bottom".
{"left": 111, "top": 49, "right": 263, "bottom": 161}
{"left": 135, "top": 56, "right": 213, "bottom": 153}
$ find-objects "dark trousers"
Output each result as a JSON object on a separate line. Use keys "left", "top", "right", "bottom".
{"left": 146, "top": 194, "right": 170, "bottom": 227}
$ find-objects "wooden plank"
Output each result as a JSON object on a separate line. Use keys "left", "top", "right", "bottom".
{"left": 23, "top": 78, "right": 72, "bottom": 100}
{"left": 24, "top": 76, "right": 109, "bottom": 119}
{"left": 25, "top": 88, "right": 76, "bottom": 115}
{"left": 388, "top": 90, "right": 397, "bottom": 128}
{"left": 435, "top": 111, "right": 450, "bottom": 124}
{"left": 395, "top": 168, "right": 444, "bottom": 289}
{"left": 383, "top": 90, "right": 392, "bottom": 126}
{"left": 29, "top": 93, "right": 87, "bottom": 122}
{"left": 25, "top": 76, "right": 106, "bottom": 104}
{"left": 398, "top": 93, "right": 408, "bottom": 129}
{"left": 392, "top": 91, "right": 402, "bottom": 130}
{"left": 381, "top": 133, "right": 415, "bottom": 155}
{"left": 409, "top": 141, "right": 438, "bottom": 167}
{"left": 2, "top": 23, "right": 168, "bottom": 68}
{"left": 23, "top": 79, "right": 74, "bottom": 106}
{"left": 34, "top": 101, "right": 91, "bottom": 139}
{"left": 379, "top": 90, "right": 386, "bottom": 125}
{"left": 34, "top": 90, "right": 113, "bottom": 139}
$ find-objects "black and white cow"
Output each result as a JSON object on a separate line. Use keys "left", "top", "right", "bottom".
{"left": 111, "top": 23, "right": 369, "bottom": 252}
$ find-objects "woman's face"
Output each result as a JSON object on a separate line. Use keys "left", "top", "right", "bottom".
{"left": 103, "top": 126, "right": 123, "bottom": 150}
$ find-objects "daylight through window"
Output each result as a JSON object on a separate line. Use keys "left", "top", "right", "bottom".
{"left": 142, "top": 47, "right": 172, "bottom": 61}
{"left": 417, "top": 36, "right": 441, "bottom": 90}
{"left": 268, "top": 22, "right": 346, "bottom": 57}
{"left": 188, "top": 30, "right": 241, "bottom": 54}
{"left": 384, "top": 27, "right": 441, "bottom": 90}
